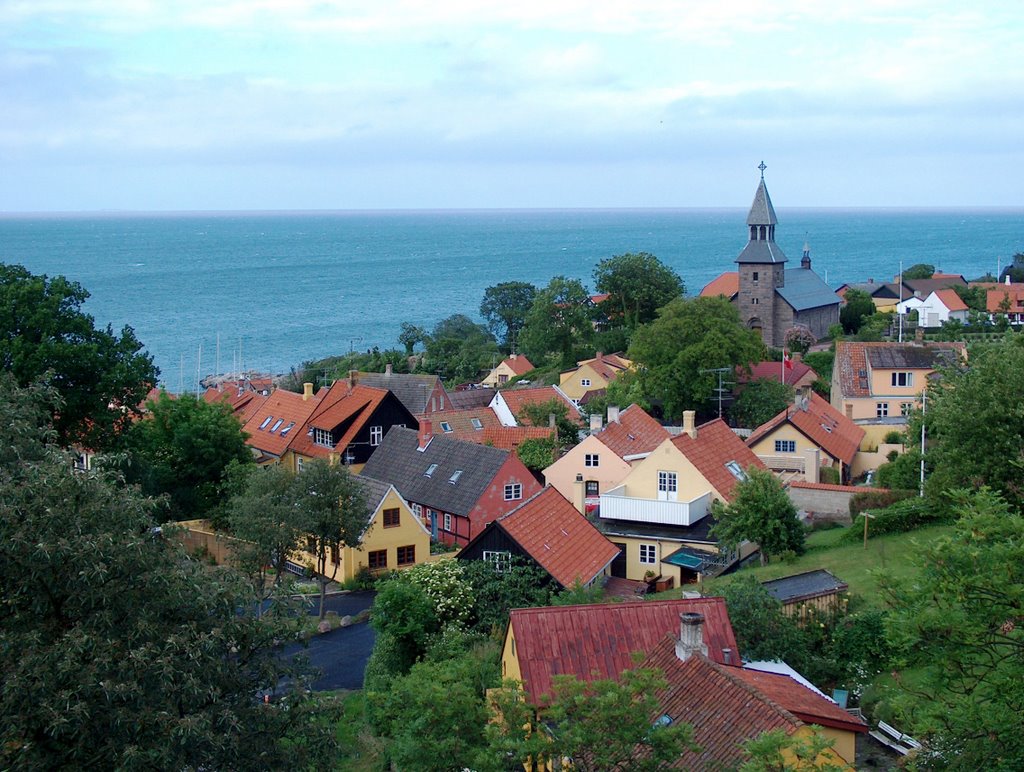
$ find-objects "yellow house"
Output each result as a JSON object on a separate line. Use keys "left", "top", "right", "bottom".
{"left": 295, "top": 475, "right": 431, "bottom": 582}
{"left": 481, "top": 354, "right": 534, "bottom": 387}
{"left": 558, "top": 352, "right": 631, "bottom": 403}
{"left": 597, "top": 413, "right": 764, "bottom": 584}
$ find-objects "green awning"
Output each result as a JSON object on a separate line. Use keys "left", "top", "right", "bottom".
{"left": 664, "top": 551, "right": 703, "bottom": 570}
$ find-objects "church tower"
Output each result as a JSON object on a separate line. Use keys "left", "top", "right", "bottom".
{"left": 736, "top": 162, "right": 787, "bottom": 347}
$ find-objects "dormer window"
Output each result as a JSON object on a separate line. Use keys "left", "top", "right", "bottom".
{"left": 424, "top": 463, "right": 438, "bottom": 478}
{"left": 313, "top": 428, "right": 334, "bottom": 448}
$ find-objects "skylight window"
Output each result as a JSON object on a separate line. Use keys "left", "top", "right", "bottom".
{"left": 470, "top": 418, "right": 483, "bottom": 430}
{"left": 725, "top": 461, "right": 746, "bottom": 480}
{"left": 821, "top": 424, "right": 833, "bottom": 433}
{"left": 270, "top": 418, "right": 284, "bottom": 433}
{"left": 259, "top": 416, "right": 273, "bottom": 430}
{"left": 448, "top": 470, "right": 463, "bottom": 484}
{"left": 440, "top": 422, "right": 453, "bottom": 433}
{"left": 424, "top": 463, "right": 438, "bottom": 478}
{"left": 279, "top": 422, "right": 295, "bottom": 437}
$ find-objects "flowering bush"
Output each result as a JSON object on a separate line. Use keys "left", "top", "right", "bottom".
{"left": 783, "top": 324, "right": 816, "bottom": 355}
{"left": 405, "top": 560, "right": 474, "bottom": 626}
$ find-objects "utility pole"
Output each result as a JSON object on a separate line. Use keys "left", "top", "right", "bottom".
{"left": 700, "top": 367, "right": 733, "bottom": 419}
{"left": 919, "top": 389, "right": 927, "bottom": 497}
{"left": 898, "top": 259, "right": 904, "bottom": 343}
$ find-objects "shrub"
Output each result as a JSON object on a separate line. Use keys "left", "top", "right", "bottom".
{"left": 842, "top": 497, "right": 951, "bottom": 543}
{"left": 849, "top": 488, "right": 916, "bottom": 516}
{"left": 818, "top": 466, "right": 841, "bottom": 485}
{"left": 883, "top": 430, "right": 904, "bottom": 444}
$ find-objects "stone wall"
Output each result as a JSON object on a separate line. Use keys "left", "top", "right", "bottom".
{"left": 787, "top": 481, "right": 887, "bottom": 524}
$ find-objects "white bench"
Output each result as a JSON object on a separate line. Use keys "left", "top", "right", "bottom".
{"left": 869, "top": 720, "right": 922, "bottom": 755}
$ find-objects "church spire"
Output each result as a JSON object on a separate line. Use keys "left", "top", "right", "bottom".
{"left": 736, "top": 163, "right": 786, "bottom": 264}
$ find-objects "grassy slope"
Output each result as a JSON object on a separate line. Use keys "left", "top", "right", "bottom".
{"left": 701, "top": 523, "right": 955, "bottom": 605}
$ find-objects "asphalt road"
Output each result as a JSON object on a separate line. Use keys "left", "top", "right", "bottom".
{"left": 283, "top": 590, "right": 377, "bottom": 691}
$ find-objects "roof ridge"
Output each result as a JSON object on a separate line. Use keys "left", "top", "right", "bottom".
{"left": 699, "top": 654, "right": 804, "bottom": 728}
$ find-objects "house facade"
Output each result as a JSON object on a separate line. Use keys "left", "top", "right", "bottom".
{"left": 897, "top": 289, "right": 969, "bottom": 327}
{"left": 558, "top": 352, "right": 631, "bottom": 403}
{"left": 489, "top": 385, "right": 581, "bottom": 427}
{"left": 480, "top": 354, "right": 534, "bottom": 387}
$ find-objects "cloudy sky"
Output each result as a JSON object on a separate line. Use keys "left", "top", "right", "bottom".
{"left": 2, "top": 1, "right": 1021, "bottom": 211}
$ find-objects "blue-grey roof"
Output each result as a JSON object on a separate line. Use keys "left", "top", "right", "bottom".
{"left": 761, "top": 569, "right": 847, "bottom": 603}
{"left": 747, "top": 180, "right": 778, "bottom": 226}
{"left": 736, "top": 240, "right": 788, "bottom": 264}
{"left": 776, "top": 268, "right": 841, "bottom": 311}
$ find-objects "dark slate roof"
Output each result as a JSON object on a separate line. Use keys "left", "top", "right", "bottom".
{"left": 866, "top": 344, "right": 961, "bottom": 370}
{"left": 354, "top": 474, "right": 392, "bottom": 519}
{"left": 747, "top": 179, "right": 778, "bottom": 226}
{"left": 354, "top": 371, "right": 443, "bottom": 415}
{"left": 596, "top": 515, "right": 717, "bottom": 544}
{"left": 736, "top": 239, "right": 788, "bottom": 264}
{"left": 448, "top": 388, "right": 495, "bottom": 409}
{"left": 776, "top": 268, "right": 841, "bottom": 311}
{"left": 761, "top": 569, "right": 848, "bottom": 604}
{"left": 359, "top": 426, "right": 510, "bottom": 517}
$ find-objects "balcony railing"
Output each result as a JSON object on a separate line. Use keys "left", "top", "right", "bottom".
{"left": 599, "top": 487, "right": 711, "bottom": 527}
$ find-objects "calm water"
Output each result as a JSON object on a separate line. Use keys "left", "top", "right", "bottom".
{"left": 1, "top": 208, "right": 1021, "bottom": 388}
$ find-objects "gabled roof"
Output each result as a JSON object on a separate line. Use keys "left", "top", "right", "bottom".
{"left": 595, "top": 404, "right": 670, "bottom": 459}
{"left": 835, "top": 341, "right": 966, "bottom": 398}
{"left": 495, "top": 386, "right": 581, "bottom": 423}
{"left": 448, "top": 388, "right": 495, "bottom": 409}
{"left": 642, "top": 642, "right": 801, "bottom": 770}
{"left": 747, "top": 392, "right": 864, "bottom": 466}
{"left": 986, "top": 286, "right": 1024, "bottom": 312}
{"left": 352, "top": 371, "right": 445, "bottom": 415}
{"left": 509, "top": 597, "right": 739, "bottom": 702}
{"left": 434, "top": 407, "right": 500, "bottom": 435}
{"left": 464, "top": 425, "right": 554, "bottom": 450}
{"left": 736, "top": 360, "right": 816, "bottom": 386}
{"left": 931, "top": 288, "right": 967, "bottom": 312}
{"left": 762, "top": 569, "right": 849, "bottom": 605}
{"left": 356, "top": 475, "right": 431, "bottom": 539}
{"left": 564, "top": 352, "right": 631, "bottom": 381}
{"left": 730, "top": 667, "right": 867, "bottom": 734}
{"left": 746, "top": 178, "right": 778, "bottom": 226}
{"left": 671, "top": 419, "right": 765, "bottom": 501}
{"left": 904, "top": 276, "right": 967, "bottom": 295}
{"left": 776, "top": 268, "right": 841, "bottom": 312}
{"left": 286, "top": 382, "right": 392, "bottom": 459}
{"left": 360, "top": 426, "right": 514, "bottom": 517}
{"left": 474, "top": 487, "right": 619, "bottom": 588}
{"left": 499, "top": 354, "right": 534, "bottom": 376}
{"left": 700, "top": 271, "right": 739, "bottom": 299}
{"left": 241, "top": 389, "right": 321, "bottom": 458}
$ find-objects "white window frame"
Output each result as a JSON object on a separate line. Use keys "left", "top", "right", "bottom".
{"left": 657, "top": 471, "right": 677, "bottom": 494}
{"left": 313, "top": 427, "right": 334, "bottom": 448}
{"left": 580, "top": 378, "right": 591, "bottom": 387}
{"left": 440, "top": 422, "right": 453, "bottom": 433}
{"left": 774, "top": 439, "right": 796, "bottom": 453}
{"left": 891, "top": 372, "right": 914, "bottom": 387}
{"left": 443, "top": 513, "right": 452, "bottom": 531}
{"left": 342, "top": 447, "right": 355, "bottom": 465}
{"left": 411, "top": 503, "right": 422, "bottom": 518}
{"left": 470, "top": 418, "right": 483, "bottom": 430}
{"left": 504, "top": 483, "right": 523, "bottom": 501}
{"left": 369, "top": 425, "right": 383, "bottom": 446}
{"left": 876, "top": 402, "right": 889, "bottom": 418}
{"left": 901, "top": 402, "right": 914, "bottom": 416}
{"left": 639, "top": 544, "right": 658, "bottom": 565}
{"left": 584, "top": 453, "right": 600, "bottom": 468}
{"left": 296, "top": 456, "right": 305, "bottom": 473}
{"left": 482, "top": 550, "right": 512, "bottom": 573}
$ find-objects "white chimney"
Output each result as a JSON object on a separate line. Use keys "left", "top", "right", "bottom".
{"left": 573, "top": 473, "right": 586, "bottom": 515}
{"left": 804, "top": 448, "right": 821, "bottom": 484}
{"left": 589, "top": 413, "right": 603, "bottom": 434}
{"left": 675, "top": 612, "right": 708, "bottom": 662}
{"left": 682, "top": 411, "right": 697, "bottom": 439}
{"left": 607, "top": 405, "right": 620, "bottom": 424}
{"left": 385, "top": 363, "right": 393, "bottom": 376}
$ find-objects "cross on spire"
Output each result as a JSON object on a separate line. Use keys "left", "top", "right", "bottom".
{"left": 758, "top": 160, "right": 767, "bottom": 179}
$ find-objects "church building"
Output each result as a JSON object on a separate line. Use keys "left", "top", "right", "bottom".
{"left": 701, "top": 167, "right": 840, "bottom": 348}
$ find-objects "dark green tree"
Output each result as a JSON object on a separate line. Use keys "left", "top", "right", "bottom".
{"left": 0, "top": 376, "right": 339, "bottom": 770}
{"left": 398, "top": 322, "right": 427, "bottom": 356}
{"left": 516, "top": 434, "right": 558, "bottom": 471}
{"left": 519, "top": 276, "right": 595, "bottom": 367}
{"left": 839, "top": 288, "right": 875, "bottom": 334}
{"left": 711, "top": 467, "right": 805, "bottom": 565}
{"left": 730, "top": 378, "right": 794, "bottom": 429}
{"left": 720, "top": 575, "right": 808, "bottom": 664}
{"left": 516, "top": 397, "right": 580, "bottom": 448}
{"left": 423, "top": 314, "right": 499, "bottom": 384}
{"left": 902, "top": 263, "right": 936, "bottom": 280}
{"left": 627, "top": 296, "right": 765, "bottom": 420}
{"left": 480, "top": 281, "right": 537, "bottom": 351}
{"left": 121, "top": 390, "right": 253, "bottom": 522}
{"left": 460, "top": 558, "right": 554, "bottom": 633}
{"left": 954, "top": 284, "right": 988, "bottom": 312}
{"left": 593, "top": 252, "right": 684, "bottom": 330}
{"left": 739, "top": 728, "right": 846, "bottom": 771}
{"left": 998, "top": 253, "right": 1024, "bottom": 284}
{"left": 0, "top": 263, "right": 158, "bottom": 449}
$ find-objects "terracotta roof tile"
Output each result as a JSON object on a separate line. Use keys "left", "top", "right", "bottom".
{"left": 501, "top": 354, "right": 535, "bottom": 376}
{"left": 498, "top": 386, "right": 582, "bottom": 424}
{"left": 595, "top": 404, "right": 670, "bottom": 459}
{"left": 737, "top": 360, "right": 816, "bottom": 385}
{"left": 461, "top": 425, "right": 554, "bottom": 450}
{"left": 730, "top": 667, "right": 867, "bottom": 734}
{"left": 747, "top": 392, "right": 864, "bottom": 466}
{"left": 987, "top": 287, "right": 1024, "bottom": 312}
{"left": 489, "top": 487, "right": 619, "bottom": 588}
{"left": 242, "top": 389, "right": 322, "bottom": 459}
{"left": 932, "top": 288, "right": 967, "bottom": 312}
{"left": 565, "top": 352, "right": 631, "bottom": 382}
{"left": 509, "top": 597, "right": 739, "bottom": 702}
{"left": 700, "top": 271, "right": 740, "bottom": 299}
{"left": 286, "top": 382, "right": 391, "bottom": 459}
{"left": 671, "top": 419, "right": 765, "bottom": 501}
{"left": 835, "top": 341, "right": 965, "bottom": 399}
{"left": 433, "top": 407, "right": 501, "bottom": 436}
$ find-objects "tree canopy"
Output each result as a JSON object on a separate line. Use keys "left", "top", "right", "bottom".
{"left": 422, "top": 314, "right": 499, "bottom": 384}
{"left": 902, "top": 263, "right": 936, "bottom": 280}
{"left": 711, "top": 466, "right": 804, "bottom": 564}
{"left": 0, "top": 374, "right": 339, "bottom": 770}
{"left": 627, "top": 296, "right": 764, "bottom": 420}
{"left": 839, "top": 288, "right": 875, "bottom": 334}
{"left": 730, "top": 378, "right": 794, "bottom": 430}
{"left": 593, "top": 252, "right": 684, "bottom": 330}
{"left": 479, "top": 281, "right": 537, "bottom": 351}
{"left": 0, "top": 262, "right": 158, "bottom": 449}
{"left": 518, "top": 276, "right": 595, "bottom": 367}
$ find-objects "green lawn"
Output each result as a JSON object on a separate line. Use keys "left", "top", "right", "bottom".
{"left": 701, "top": 523, "right": 955, "bottom": 605}
{"left": 333, "top": 691, "right": 385, "bottom": 771}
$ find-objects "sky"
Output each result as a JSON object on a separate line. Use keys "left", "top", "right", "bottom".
{"left": 2, "top": 1, "right": 1022, "bottom": 211}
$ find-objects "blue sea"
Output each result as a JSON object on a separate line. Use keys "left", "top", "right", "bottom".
{"left": 1, "top": 208, "right": 1021, "bottom": 389}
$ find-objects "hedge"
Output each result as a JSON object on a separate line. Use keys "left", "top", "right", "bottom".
{"left": 842, "top": 497, "right": 951, "bottom": 543}
{"left": 849, "top": 488, "right": 917, "bottom": 516}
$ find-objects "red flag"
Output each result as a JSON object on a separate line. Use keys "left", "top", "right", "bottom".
{"left": 783, "top": 349, "right": 794, "bottom": 370}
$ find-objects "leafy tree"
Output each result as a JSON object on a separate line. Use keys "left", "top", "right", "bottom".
{"left": 721, "top": 575, "right": 809, "bottom": 664}
{"left": 881, "top": 488, "right": 1024, "bottom": 769}
{"left": 921, "top": 336, "right": 1024, "bottom": 509}
{"left": 784, "top": 324, "right": 816, "bottom": 354}
{"left": 730, "top": 378, "right": 794, "bottom": 429}
{"left": 480, "top": 281, "right": 537, "bottom": 351}
{"left": 516, "top": 397, "right": 580, "bottom": 448}
{"left": 370, "top": 579, "right": 443, "bottom": 676}
{"left": 593, "top": 252, "right": 684, "bottom": 330}
{"left": 121, "top": 390, "right": 253, "bottom": 522}
{"left": 516, "top": 434, "right": 558, "bottom": 471}
{"left": 460, "top": 558, "right": 554, "bottom": 633}
{"left": 902, "top": 263, "right": 936, "bottom": 280}
{"left": 484, "top": 666, "right": 697, "bottom": 772}
{"left": 398, "top": 321, "right": 427, "bottom": 355}
{"left": 876, "top": 447, "right": 924, "bottom": 491}
{"left": 0, "top": 262, "right": 158, "bottom": 450}
{"left": 423, "top": 314, "right": 499, "bottom": 384}
{"left": 627, "top": 296, "right": 765, "bottom": 420}
{"left": 802, "top": 350, "right": 834, "bottom": 396}
{"left": 519, "top": 276, "right": 595, "bottom": 367}
{"left": 711, "top": 467, "right": 804, "bottom": 565}
{"left": 290, "top": 459, "right": 368, "bottom": 619}
{"left": 739, "top": 728, "right": 846, "bottom": 772}
{"left": 839, "top": 288, "right": 875, "bottom": 334}
{"left": 551, "top": 579, "right": 608, "bottom": 606}
{"left": 954, "top": 284, "right": 988, "bottom": 312}
{"left": 0, "top": 376, "right": 340, "bottom": 770}
{"left": 999, "top": 252, "right": 1024, "bottom": 284}
{"left": 853, "top": 312, "right": 890, "bottom": 342}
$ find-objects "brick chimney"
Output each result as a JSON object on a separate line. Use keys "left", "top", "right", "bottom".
{"left": 589, "top": 413, "right": 603, "bottom": 434}
{"left": 385, "top": 363, "right": 393, "bottom": 376}
{"left": 348, "top": 369, "right": 358, "bottom": 390}
{"left": 418, "top": 419, "right": 433, "bottom": 451}
{"left": 607, "top": 405, "right": 620, "bottom": 424}
{"left": 675, "top": 612, "right": 708, "bottom": 662}
{"left": 682, "top": 410, "right": 697, "bottom": 439}
{"left": 302, "top": 382, "right": 314, "bottom": 401}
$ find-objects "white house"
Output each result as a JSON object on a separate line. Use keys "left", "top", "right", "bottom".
{"left": 898, "top": 289, "right": 968, "bottom": 327}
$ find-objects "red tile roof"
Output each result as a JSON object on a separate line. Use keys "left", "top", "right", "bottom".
{"left": 987, "top": 286, "right": 1024, "bottom": 313}
{"left": 242, "top": 389, "right": 322, "bottom": 458}
{"left": 731, "top": 667, "right": 867, "bottom": 734}
{"left": 501, "top": 354, "right": 535, "bottom": 376}
{"left": 737, "top": 360, "right": 816, "bottom": 386}
{"left": 700, "top": 271, "right": 739, "bottom": 299}
{"left": 747, "top": 392, "right": 865, "bottom": 466}
{"left": 492, "top": 487, "right": 619, "bottom": 588}
{"left": 931, "top": 272, "right": 964, "bottom": 280}
{"left": 932, "top": 288, "right": 967, "bottom": 312}
{"left": 509, "top": 597, "right": 739, "bottom": 702}
{"left": 499, "top": 386, "right": 581, "bottom": 424}
{"left": 789, "top": 481, "right": 887, "bottom": 494}
{"left": 565, "top": 352, "right": 631, "bottom": 382}
{"left": 671, "top": 419, "right": 766, "bottom": 501}
{"left": 286, "top": 382, "right": 390, "bottom": 459}
{"left": 595, "top": 404, "right": 670, "bottom": 459}
{"left": 590, "top": 293, "right": 611, "bottom": 304}
{"left": 203, "top": 386, "right": 267, "bottom": 423}
{"left": 434, "top": 407, "right": 500, "bottom": 436}
{"left": 467, "top": 425, "right": 555, "bottom": 450}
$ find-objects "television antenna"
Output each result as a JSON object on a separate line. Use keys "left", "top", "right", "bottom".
{"left": 700, "top": 367, "right": 734, "bottom": 419}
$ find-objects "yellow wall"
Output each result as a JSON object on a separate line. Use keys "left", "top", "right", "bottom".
{"left": 615, "top": 438, "right": 725, "bottom": 502}
{"left": 482, "top": 361, "right": 519, "bottom": 387}
{"left": 800, "top": 725, "right": 857, "bottom": 766}
{"left": 748, "top": 423, "right": 836, "bottom": 466}
{"left": 500, "top": 625, "right": 523, "bottom": 682}
{"left": 604, "top": 533, "right": 718, "bottom": 583}
{"left": 543, "top": 434, "right": 632, "bottom": 503}
{"left": 558, "top": 362, "right": 611, "bottom": 401}
{"left": 869, "top": 368, "right": 926, "bottom": 399}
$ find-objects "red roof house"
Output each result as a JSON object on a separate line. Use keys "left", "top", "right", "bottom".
{"left": 700, "top": 271, "right": 740, "bottom": 300}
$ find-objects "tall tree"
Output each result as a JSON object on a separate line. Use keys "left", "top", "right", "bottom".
{"left": 730, "top": 378, "right": 794, "bottom": 429}
{"left": 0, "top": 263, "right": 158, "bottom": 449}
{"left": 122, "top": 390, "right": 253, "bottom": 522}
{"left": 593, "top": 252, "right": 684, "bottom": 329}
{"left": 902, "top": 263, "right": 936, "bottom": 280}
{"left": 711, "top": 466, "right": 805, "bottom": 565}
{"left": 398, "top": 322, "right": 427, "bottom": 356}
{"left": 516, "top": 397, "right": 580, "bottom": 448}
{"left": 0, "top": 376, "right": 339, "bottom": 770}
{"left": 291, "top": 459, "right": 369, "bottom": 619}
{"left": 839, "top": 288, "right": 875, "bottom": 334}
{"left": 627, "top": 296, "right": 765, "bottom": 420}
{"left": 480, "top": 281, "right": 537, "bottom": 351}
{"left": 519, "top": 276, "right": 595, "bottom": 367}
{"left": 422, "top": 314, "right": 499, "bottom": 383}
